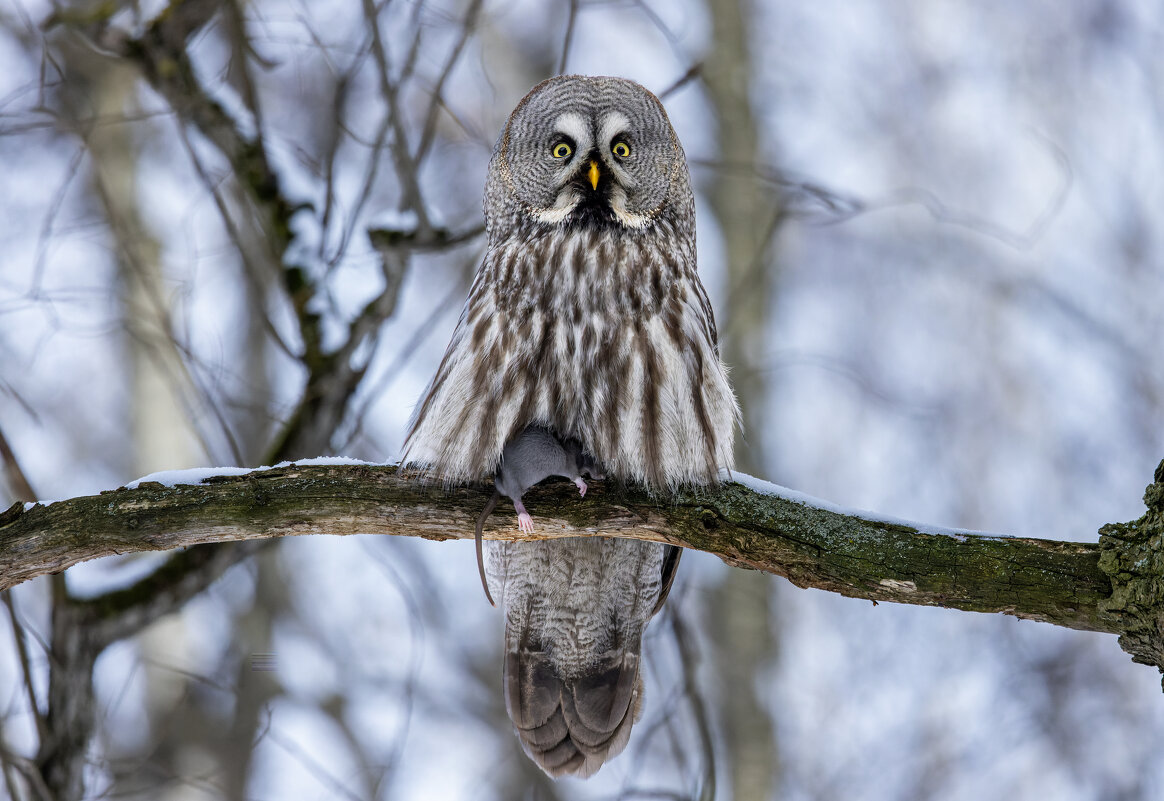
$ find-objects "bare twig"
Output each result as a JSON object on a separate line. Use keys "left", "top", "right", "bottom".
{"left": 659, "top": 63, "right": 702, "bottom": 100}
{"left": 690, "top": 133, "right": 1072, "bottom": 250}
{"left": 0, "top": 745, "right": 52, "bottom": 801}
{"left": 170, "top": 122, "right": 299, "bottom": 363}
{"left": 2, "top": 594, "right": 49, "bottom": 749}
{"left": 0, "top": 428, "right": 35, "bottom": 503}
{"left": 413, "top": 0, "right": 485, "bottom": 167}
{"left": 672, "top": 605, "right": 717, "bottom": 801}
{"left": 558, "top": 0, "right": 579, "bottom": 76}
{"left": 361, "top": 0, "right": 431, "bottom": 233}
{"left": 337, "top": 276, "right": 467, "bottom": 452}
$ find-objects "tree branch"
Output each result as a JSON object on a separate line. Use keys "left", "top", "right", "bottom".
{"left": 5, "top": 460, "right": 1163, "bottom": 681}
{"left": 0, "top": 464, "right": 1114, "bottom": 618}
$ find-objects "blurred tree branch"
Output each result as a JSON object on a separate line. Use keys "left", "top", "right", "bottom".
{"left": 51, "top": 0, "right": 487, "bottom": 464}
{"left": 36, "top": 0, "right": 490, "bottom": 616}
{"left": 24, "top": 3, "right": 494, "bottom": 795}
{"left": 702, "top": 0, "right": 782, "bottom": 794}
{"left": 4, "top": 461, "right": 1163, "bottom": 681}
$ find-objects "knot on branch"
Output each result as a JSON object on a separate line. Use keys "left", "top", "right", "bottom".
{"left": 1097, "top": 458, "right": 1164, "bottom": 688}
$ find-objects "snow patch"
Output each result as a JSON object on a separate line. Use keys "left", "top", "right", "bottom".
{"left": 126, "top": 466, "right": 256, "bottom": 489}
{"left": 124, "top": 457, "right": 381, "bottom": 490}
{"left": 274, "top": 456, "right": 380, "bottom": 468}
{"left": 731, "top": 471, "right": 854, "bottom": 516}
{"left": 731, "top": 471, "right": 1011, "bottom": 542}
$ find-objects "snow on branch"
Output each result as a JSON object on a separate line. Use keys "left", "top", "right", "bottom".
{"left": 1, "top": 461, "right": 1119, "bottom": 631}
{"left": 8, "top": 458, "right": 1164, "bottom": 686}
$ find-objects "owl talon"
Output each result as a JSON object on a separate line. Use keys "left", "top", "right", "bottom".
{"left": 575, "top": 477, "right": 588, "bottom": 496}
{"left": 517, "top": 512, "right": 535, "bottom": 533}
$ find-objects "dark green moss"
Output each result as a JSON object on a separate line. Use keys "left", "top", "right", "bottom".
{"left": 1097, "top": 461, "right": 1164, "bottom": 685}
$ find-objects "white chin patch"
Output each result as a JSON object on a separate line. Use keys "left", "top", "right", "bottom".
{"left": 609, "top": 205, "right": 652, "bottom": 229}
{"left": 531, "top": 186, "right": 653, "bottom": 229}
{"left": 608, "top": 186, "right": 653, "bottom": 229}
{"left": 531, "top": 194, "right": 580, "bottom": 225}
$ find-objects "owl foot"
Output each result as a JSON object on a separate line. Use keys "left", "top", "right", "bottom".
{"left": 517, "top": 512, "right": 535, "bottom": 533}
{"left": 575, "top": 477, "right": 588, "bottom": 496}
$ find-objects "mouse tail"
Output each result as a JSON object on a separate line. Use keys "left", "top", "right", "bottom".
{"left": 475, "top": 491, "right": 500, "bottom": 607}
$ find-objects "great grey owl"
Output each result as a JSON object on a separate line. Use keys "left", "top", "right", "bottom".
{"left": 403, "top": 76, "right": 739, "bottom": 778}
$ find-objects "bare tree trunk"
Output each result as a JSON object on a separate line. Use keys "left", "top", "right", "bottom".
{"left": 87, "top": 52, "right": 212, "bottom": 801}
{"left": 31, "top": 37, "right": 197, "bottom": 800}
{"left": 83, "top": 60, "right": 203, "bottom": 476}
{"left": 703, "top": 0, "right": 783, "bottom": 796}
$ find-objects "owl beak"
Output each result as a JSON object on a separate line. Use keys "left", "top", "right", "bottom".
{"left": 587, "top": 160, "right": 600, "bottom": 191}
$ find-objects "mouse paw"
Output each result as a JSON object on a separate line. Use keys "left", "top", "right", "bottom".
{"left": 517, "top": 512, "right": 535, "bottom": 533}
{"left": 575, "top": 477, "right": 588, "bottom": 497}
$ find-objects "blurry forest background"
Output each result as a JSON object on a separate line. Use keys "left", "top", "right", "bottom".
{"left": 2, "top": 0, "right": 1164, "bottom": 799}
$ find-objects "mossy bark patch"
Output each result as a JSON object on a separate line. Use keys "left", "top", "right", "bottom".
{"left": 7, "top": 459, "right": 1164, "bottom": 687}
{"left": 1097, "top": 460, "right": 1164, "bottom": 686}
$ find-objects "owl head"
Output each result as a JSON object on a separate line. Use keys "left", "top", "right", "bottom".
{"left": 485, "top": 76, "right": 693, "bottom": 240}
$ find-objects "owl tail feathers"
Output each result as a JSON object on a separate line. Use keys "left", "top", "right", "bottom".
{"left": 504, "top": 647, "right": 644, "bottom": 778}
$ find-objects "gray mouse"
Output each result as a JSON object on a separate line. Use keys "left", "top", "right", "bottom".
{"left": 475, "top": 425, "right": 603, "bottom": 606}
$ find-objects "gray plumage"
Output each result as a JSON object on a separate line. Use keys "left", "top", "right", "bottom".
{"left": 402, "top": 75, "right": 738, "bottom": 778}
{"left": 486, "top": 535, "right": 680, "bottom": 778}
{"left": 402, "top": 75, "right": 738, "bottom": 487}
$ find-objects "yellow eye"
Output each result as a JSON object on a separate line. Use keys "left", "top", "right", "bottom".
{"left": 612, "top": 141, "right": 631, "bottom": 158}
{"left": 551, "top": 142, "right": 573, "bottom": 159}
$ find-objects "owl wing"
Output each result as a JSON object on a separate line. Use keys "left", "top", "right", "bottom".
{"left": 400, "top": 271, "right": 516, "bottom": 482}
{"left": 403, "top": 237, "right": 740, "bottom": 488}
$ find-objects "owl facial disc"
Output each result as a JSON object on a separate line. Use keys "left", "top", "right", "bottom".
{"left": 498, "top": 81, "right": 674, "bottom": 232}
